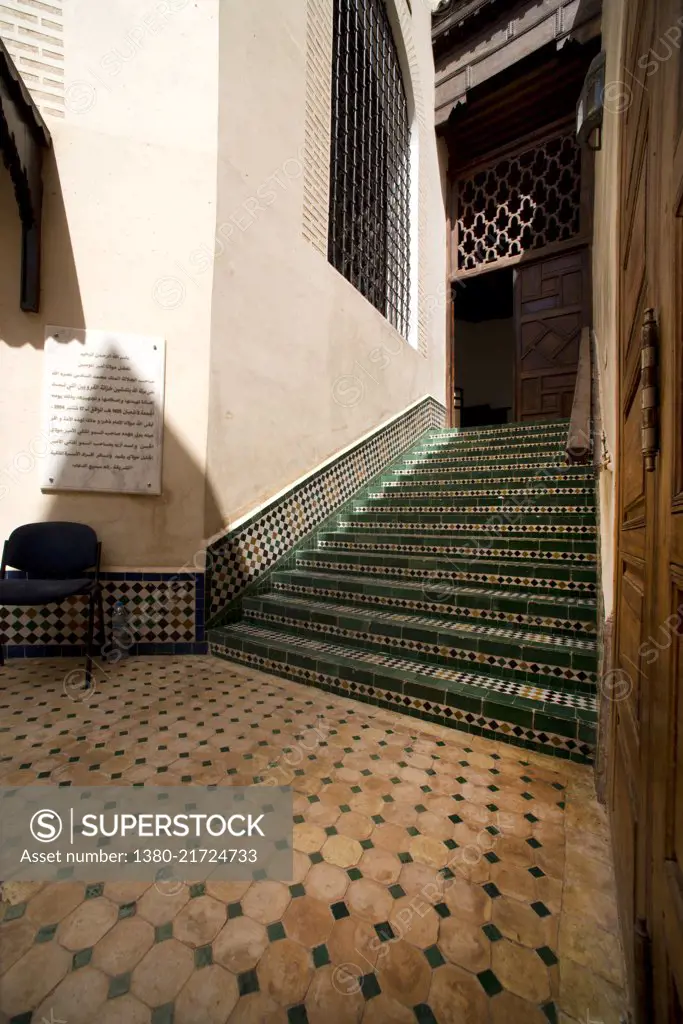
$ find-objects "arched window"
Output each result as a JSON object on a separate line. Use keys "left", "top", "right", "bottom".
{"left": 328, "top": 0, "right": 411, "bottom": 338}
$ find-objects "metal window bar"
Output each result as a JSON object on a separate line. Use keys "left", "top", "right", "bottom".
{"left": 328, "top": 0, "right": 411, "bottom": 338}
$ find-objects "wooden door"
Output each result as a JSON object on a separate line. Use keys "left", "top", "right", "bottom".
{"left": 514, "top": 247, "right": 589, "bottom": 421}
{"left": 610, "top": 0, "right": 683, "bottom": 1019}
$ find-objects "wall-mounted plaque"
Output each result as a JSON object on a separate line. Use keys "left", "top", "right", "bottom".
{"left": 41, "top": 327, "right": 165, "bottom": 495}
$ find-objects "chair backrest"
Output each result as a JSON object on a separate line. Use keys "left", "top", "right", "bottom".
{"left": 3, "top": 522, "right": 99, "bottom": 577}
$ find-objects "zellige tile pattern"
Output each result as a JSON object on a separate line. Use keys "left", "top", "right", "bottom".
{"left": 210, "top": 420, "right": 599, "bottom": 760}
{"left": 0, "top": 656, "right": 628, "bottom": 1023}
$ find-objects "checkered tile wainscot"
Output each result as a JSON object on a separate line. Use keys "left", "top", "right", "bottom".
{"left": 207, "top": 397, "right": 446, "bottom": 619}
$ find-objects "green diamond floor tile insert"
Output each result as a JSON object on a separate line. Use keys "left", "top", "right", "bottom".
{"left": 210, "top": 419, "right": 598, "bottom": 759}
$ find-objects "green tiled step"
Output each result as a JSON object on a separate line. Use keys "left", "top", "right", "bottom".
{"left": 340, "top": 510, "right": 596, "bottom": 527}
{"left": 294, "top": 549, "right": 596, "bottom": 595}
{"left": 356, "top": 493, "right": 596, "bottom": 510}
{"left": 316, "top": 531, "right": 597, "bottom": 561}
{"left": 372, "top": 482, "right": 595, "bottom": 498}
{"left": 336, "top": 520, "right": 594, "bottom": 540}
{"left": 429, "top": 418, "right": 570, "bottom": 439}
{"left": 269, "top": 569, "right": 598, "bottom": 637}
{"left": 417, "top": 433, "right": 567, "bottom": 452}
{"left": 403, "top": 453, "right": 565, "bottom": 469}
{"left": 209, "top": 622, "right": 597, "bottom": 756}
{"left": 413, "top": 443, "right": 566, "bottom": 462}
{"left": 241, "top": 594, "right": 597, "bottom": 692}
{"left": 390, "top": 465, "right": 593, "bottom": 482}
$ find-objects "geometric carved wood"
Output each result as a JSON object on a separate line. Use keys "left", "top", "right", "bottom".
{"left": 457, "top": 132, "right": 581, "bottom": 272}
{"left": 515, "top": 248, "right": 587, "bottom": 421}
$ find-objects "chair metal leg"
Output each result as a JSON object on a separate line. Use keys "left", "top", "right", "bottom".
{"left": 96, "top": 586, "right": 105, "bottom": 649}
{"left": 84, "top": 591, "right": 96, "bottom": 688}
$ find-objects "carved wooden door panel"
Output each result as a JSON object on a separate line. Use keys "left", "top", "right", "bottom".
{"left": 611, "top": 0, "right": 683, "bottom": 1019}
{"left": 514, "top": 247, "right": 588, "bottom": 421}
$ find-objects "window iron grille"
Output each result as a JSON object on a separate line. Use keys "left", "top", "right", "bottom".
{"left": 328, "top": 0, "right": 411, "bottom": 338}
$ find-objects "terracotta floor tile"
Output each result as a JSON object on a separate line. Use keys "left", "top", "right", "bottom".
{"left": 227, "top": 991, "right": 287, "bottom": 1023}
{"left": 492, "top": 894, "right": 558, "bottom": 948}
{"left": 305, "top": 862, "right": 349, "bottom": 903}
{"left": 304, "top": 963, "right": 365, "bottom": 1024}
{"left": 326, "top": 915, "right": 380, "bottom": 972}
{"left": 439, "top": 916, "right": 491, "bottom": 972}
{"left": 173, "top": 894, "right": 227, "bottom": 947}
{"left": 25, "top": 882, "right": 85, "bottom": 926}
{"left": 359, "top": 847, "right": 402, "bottom": 884}
{"left": 175, "top": 964, "right": 239, "bottom": 1024}
{"left": 213, "top": 915, "right": 269, "bottom": 973}
{"left": 376, "top": 938, "right": 431, "bottom": 1006}
{"left": 56, "top": 896, "right": 119, "bottom": 951}
{"left": 136, "top": 881, "right": 190, "bottom": 926}
{"left": 257, "top": 937, "right": 313, "bottom": 1005}
{"left": 492, "top": 936, "right": 552, "bottom": 1002}
{"left": 427, "top": 962, "right": 490, "bottom": 1024}
{"left": 346, "top": 878, "right": 394, "bottom": 923}
{"left": 282, "top": 894, "right": 333, "bottom": 946}
{"left": 322, "top": 834, "right": 363, "bottom": 868}
{"left": 0, "top": 657, "right": 629, "bottom": 1023}
{"left": 489, "top": 989, "right": 550, "bottom": 1024}
{"left": 0, "top": 917, "right": 36, "bottom": 974}
{"left": 33, "top": 966, "right": 109, "bottom": 1024}
{"left": 91, "top": 916, "right": 155, "bottom": 975}
{"left": 131, "top": 937, "right": 195, "bottom": 1006}
{"left": 442, "top": 877, "right": 492, "bottom": 924}
{"left": 388, "top": 894, "right": 439, "bottom": 949}
{"left": 0, "top": 941, "right": 72, "bottom": 1016}
{"left": 241, "top": 881, "right": 291, "bottom": 925}
{"left": 95, "top": 993, "right": 152, "bottom": 1023}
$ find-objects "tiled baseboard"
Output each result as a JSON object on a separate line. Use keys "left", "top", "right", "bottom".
{"left": 206, "top": 396, "right": 446, "bottom": 621}
{"left": 1, "top": 571, "right": 205, "bottom": 658}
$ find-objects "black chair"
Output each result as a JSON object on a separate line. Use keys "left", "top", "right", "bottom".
{"left": 0, "top": 522, "right": 104, "bottom": 686}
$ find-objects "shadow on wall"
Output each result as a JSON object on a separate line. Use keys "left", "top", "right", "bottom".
{"left": 0, "top": 152, "right": 225, "bottom": 656}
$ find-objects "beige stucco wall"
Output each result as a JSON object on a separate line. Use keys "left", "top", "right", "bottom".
{"left": 1, "top": 0, "right": 446, "bottom": 562}
{"left": 0, "top": 0, "right": 218, "bottom": 567}
{"left": 590, "top": 0, "right": 625, "bottom": 620}
{"left": 203, "top": 0, "right": 446, "bottom": 534}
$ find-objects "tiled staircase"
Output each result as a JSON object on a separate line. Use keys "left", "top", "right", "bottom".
{"left": 209, "top": 419, "right": 598, "bottom": 762}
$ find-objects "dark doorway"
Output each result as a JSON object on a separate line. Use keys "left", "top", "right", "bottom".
{"left": 452, "top": 266, "right": 515, "bottom": 427}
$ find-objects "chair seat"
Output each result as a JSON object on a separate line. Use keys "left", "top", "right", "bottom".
{"left": 0, "top": 577, "right": 97, "bottom": 605}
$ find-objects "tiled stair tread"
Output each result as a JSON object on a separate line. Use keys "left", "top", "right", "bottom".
{"left": 297, "top": 547, "right": 597, "bottom": 577}
{"left": 338, "top": 519, "right": 596, "bottom": 535}
{"left": 372, "top": 485, "right": 595, "bottom": 495}
{"left": 243, "top": 594, "right": 598, "bottom": 655}
{"left": 211, "top": 416, "right": 598, "bottom": 759}
{"left": 244, "top": 608, "right": 597, "bottom": 691}
{"left": 352, "top": 503, "right": 593, "bottom": 514}
{"left": 296, "top": 554, "right": 596, "bottom": 589}
{"left": 429, "top": 418, "right": 569, "bottom": 437}
{"left": 318, "top": 538, "right": 596, "bottom": 562}
{"left": 319, "top": 529, "right": 597, "bottom": 548}
{"left": 210, "top": 622, "right": 597, "bottom": 716}
{"left": 271, "top": 568, "right": 598, "bottom": 612}
{"left": 392, "top": 468, "right": 593, "bottom": 481}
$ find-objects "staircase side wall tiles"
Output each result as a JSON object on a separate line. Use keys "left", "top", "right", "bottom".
{"left": 206, "top": 396, "right": 447, "bottom": 621}
{"left": 1, "top": 572, "right": 207, "bottom": 658}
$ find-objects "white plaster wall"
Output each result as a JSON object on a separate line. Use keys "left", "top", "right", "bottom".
{"left": 591, "top": 0, "right": 625, "bottom": 620}
{"left": 204, "top": 0, "right": 447, "bottom": 534}
{"left": 0, "top": 0, "right": 218, "bottom": 567}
